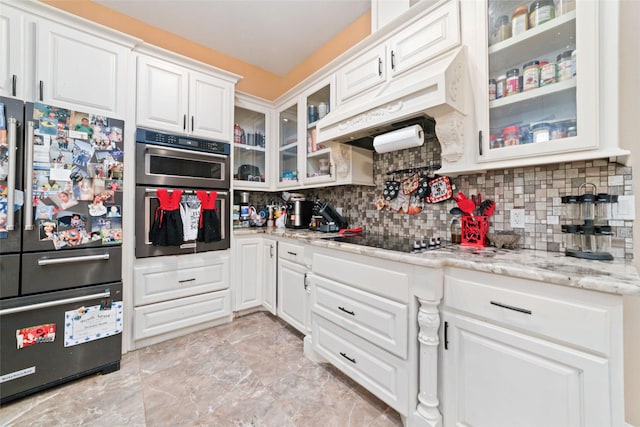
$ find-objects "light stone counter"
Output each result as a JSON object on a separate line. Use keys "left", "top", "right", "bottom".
{"left": 234, "top": 228, "right": 640, "bottom": 295}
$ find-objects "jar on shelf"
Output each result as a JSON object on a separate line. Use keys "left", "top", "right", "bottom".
{"left": 595, "top": 193, "right": 617, "bottom": 224}
{"left": 557, "top": 50, "right": 574, "bottom": 81}
{"left": 503, "top": 125, "right": 520, "bottom": 146}
{"left": 506, "top": 68, "right": 520, "bottom": 96}
{"left": 529, "top": 0, "right": 555, "bottom": 28}
{"left": 512, "top": 5, "right": 529, "bottom": 36}
{"left": 562, "top": 224, "right": 580, "bottom": 251}
{"left": 561, "top": 195, "right": 581, "bottom": 222}
{"left": 540, "top": 61, "right": 557, "bottom": 86}
{"left": 595, "top": 226, "right": 613, "bottom": 253}
{"left": 579, "top": 225, "right": 596, "bottom": 253}
{"left": 496, "top": 15, "right": 512, "bottom": 42}
{"left": 522, "top": 60, "right": 540, "bottom": 91}
{"left": 489, "top": 79, "right": 497, "bottom": 101}
{"left": 450, "top": 217, "right": 461, "bottom": 244}
{"left": 531, "top": 122, "right": 551, "bottom": 142}
{"left": 550, "top": 121, "right": 567, "bottom": 140}
{"left": 496, "top": 75, "right": 507, "bottom": 99}
{"left": 580, "top": 193, "right": 596, "bottom": 222}
{"left": 520, "top": 125, "right": 532, "bottom": 144}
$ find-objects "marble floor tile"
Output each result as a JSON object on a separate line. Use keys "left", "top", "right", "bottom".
{"left": 1, "top": 312, "right": 402, "bottom": 427}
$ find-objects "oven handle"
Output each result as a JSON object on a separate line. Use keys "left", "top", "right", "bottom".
{"left": 143, "top": 188, "right": 228, "bottom": 196}
{"left": 0, "top": 291, "right": 111, "bottom": 316}
{"left": 144, "top": 144, "right": 229, "bottom": 160}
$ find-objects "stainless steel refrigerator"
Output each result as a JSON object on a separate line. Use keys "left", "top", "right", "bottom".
{"left": 0, "top": 98, "right": 124, "bottom": 403}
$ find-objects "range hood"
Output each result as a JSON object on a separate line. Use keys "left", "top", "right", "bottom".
{"left": 317, "top": 46, "right": 468, "bottom": 163}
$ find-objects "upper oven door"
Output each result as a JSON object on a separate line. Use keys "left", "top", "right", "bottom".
{"left": 135, "top": 143, "right": 230, "bottom": 189}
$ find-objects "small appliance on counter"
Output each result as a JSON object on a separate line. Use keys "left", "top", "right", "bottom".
{"left": 309, "top": 202, "right": 349, "bottom": 232}
{"left": 285, "top": 199, "right": 314, "bottom": 229}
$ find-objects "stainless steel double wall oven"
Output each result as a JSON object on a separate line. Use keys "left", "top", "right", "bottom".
{"left": 135, "top": 128, "right": 230, "bottom": 258}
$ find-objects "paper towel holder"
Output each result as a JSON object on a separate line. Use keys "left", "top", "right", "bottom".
{"left": 373, "top": 124, "right": 424, "bottom": 153}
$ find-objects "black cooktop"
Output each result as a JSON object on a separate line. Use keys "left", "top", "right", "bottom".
{"left": 323, "top": 234, "right": 439, "bottom": 253}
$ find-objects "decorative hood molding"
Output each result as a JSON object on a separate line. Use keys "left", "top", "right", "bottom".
{"left": 317, "top": 46, "right": 468, "bottom": 162}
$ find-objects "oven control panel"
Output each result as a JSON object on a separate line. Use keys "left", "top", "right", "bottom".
{"left": 135, "top": 128, "right": 230, "bottom": 155}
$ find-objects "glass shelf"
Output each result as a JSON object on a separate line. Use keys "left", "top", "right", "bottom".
{"left": 234, "top": 105, "right": 267, "bottom": 184}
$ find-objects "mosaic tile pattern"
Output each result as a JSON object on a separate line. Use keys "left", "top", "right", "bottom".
{"left": 242, "top": 141, "right": 634, "bottom": 259}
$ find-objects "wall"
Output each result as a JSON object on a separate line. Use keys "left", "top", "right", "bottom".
{"left": 620, "top": 0, "right": 640, "bottom": 424}
{"left": 248, "top": 141, "right": 634, "bottom": 259}
{"left": 41, "top": 0, "right": 371, "bottom": 100}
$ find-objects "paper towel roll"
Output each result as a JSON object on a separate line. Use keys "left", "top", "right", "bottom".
{"left": 373, "top": 124, "right": 424, "bottom": 153}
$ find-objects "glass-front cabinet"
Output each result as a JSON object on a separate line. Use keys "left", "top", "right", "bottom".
{"left": 278, "top": 102, "right": 299, "bottom": 187}
{"left": 303, "top": 81, "right": 335, "bottom": 185}
{"left": 233, "top": 95, "right": 270, "bottom": 190}
{"left": 474, "top": 0, "right": 611, "bottom": 166}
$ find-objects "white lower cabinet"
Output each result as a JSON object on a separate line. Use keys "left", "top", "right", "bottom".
{"left": 440, "top": 268, "right": 624, "bottom": 427}
{"left": 309, "top": 248, "right": 411, "bottom": 417}
{"left": 277, "top": 257, "right": 308, "bottom": 334}
{"left": 132, "top": 252, "right": 231, "bottom": 343}
{"left": 233, "top": 236, "right": 277, "bottom": 314}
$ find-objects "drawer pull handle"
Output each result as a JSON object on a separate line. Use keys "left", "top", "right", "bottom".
{"left": 490, "top": 301, "right": 532, "bottom": 315}
{"left": 340, "top": 352, "right": 356, "bottom": 364}
{"left": 338, "top": 306, "right": 355, "bottom": 316}
{"left": 179, "top": 278, "right": 196, "bottom": 284}
{"left": 287, "top": 251, "right": 297, "bottom": 256}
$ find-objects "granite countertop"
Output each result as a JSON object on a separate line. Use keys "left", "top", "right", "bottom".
{"left": 234, "top": 227, "right": 640, "bottom": 295}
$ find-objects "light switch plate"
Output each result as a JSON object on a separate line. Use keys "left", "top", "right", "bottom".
{"left": 511, "top": 209, "right": 525, "bottom": 228}
{"left": 612, "top": 195, "right": 635, "bottom": 220}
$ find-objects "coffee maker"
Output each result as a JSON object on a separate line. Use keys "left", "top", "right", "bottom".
{"left": 310, "top": 202, "right": 348, "bottom": 232}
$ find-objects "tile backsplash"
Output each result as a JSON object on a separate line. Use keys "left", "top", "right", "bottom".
{"left": 243, "top": 139, "right": 634, "bottom": 260}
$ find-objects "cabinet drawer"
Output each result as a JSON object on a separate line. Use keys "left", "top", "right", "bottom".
{"left": 134, "top": 256, "right": 229, "bottom": 306}
{"left": 313, "top": 251, "right": 410, "bottom": 303}
{"left": 311, "top": 274, "right": 408, "bottom": 358}
{"left": 133, "top": 289, "right": 231, "bottom": 340}
{"left": 312, "top": 315, "right": 408, "bottom": 415}
{"left": 444, "top": 270, "right": 613, "bottom": 354}
{"left": 278, "top": 241, "right": 305, "bottom": 265}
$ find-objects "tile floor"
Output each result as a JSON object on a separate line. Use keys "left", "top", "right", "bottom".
{"left": 0, "top": 312, "right": 403, "bottom": 426}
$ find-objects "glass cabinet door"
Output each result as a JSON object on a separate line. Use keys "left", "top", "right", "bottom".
{"left": 234, "top": 106, "right": 267, "bottom": 187}
{"left": 481, "top": 0, "right": 594, "bottom": 161}
{"left": 304, "top": 84, "right": 334, "bottom": 183}
{"left": 279, "top": 103, "right": 299, "bottom": 185}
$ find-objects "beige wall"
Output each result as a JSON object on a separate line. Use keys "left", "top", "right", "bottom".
{"left": 620, "top": 0, "right": 640, "bottom": 425}
{"left": 41, "top": 0, "right": 370, "bottom": 100}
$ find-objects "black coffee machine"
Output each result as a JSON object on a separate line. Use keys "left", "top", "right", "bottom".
{"left": 284, "top": 200, "right": 314, "bottom": 229}
{"left": 311, "top": 202, "right": 348, "bottom": 232}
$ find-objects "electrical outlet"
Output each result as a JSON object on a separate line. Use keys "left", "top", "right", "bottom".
{"left": 511, "top": 209, "right": 525, "bottom": 228}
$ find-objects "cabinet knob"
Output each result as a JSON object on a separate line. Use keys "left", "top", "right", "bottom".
{"left": 39, "top": 80, "right": 44, "bottom": 101}
{"left": 390, "top": 51, "right": 396, "bottom": 70}
{"left": 183, "top": 114, "right": 187, "bottom": 131}
{"left": 378, "top": 58, "right": 383, "bottom": 76}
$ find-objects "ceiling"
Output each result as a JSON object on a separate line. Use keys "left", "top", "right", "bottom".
{"left": 94, "top": 0, "right": 371, "bottom": 76}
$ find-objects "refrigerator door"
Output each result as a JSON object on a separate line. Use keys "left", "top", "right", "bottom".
{"left": 0, "top": 254, "right": 20, "bottom": 298}
{"left": 0, "top": 97, "right": 25, "bottom": 255}
{"left": 22, "top": 104, "right": 124, "bottom": 254}
{"left": 0, "top": 282, "right": 122, "bottom": 404}
{"left": 21, "top": 245, "right": 122, "bottom": 295}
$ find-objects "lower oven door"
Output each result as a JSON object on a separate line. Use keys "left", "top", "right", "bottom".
{"left": 135, "top": 187, "right": 229, "bottom": 258}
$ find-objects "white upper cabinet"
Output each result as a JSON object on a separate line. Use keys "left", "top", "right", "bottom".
{"left": 136, "top": 48, "right": 239, "bottom": 141}
{"left": 136, "top": 55, "right": 188, "bottom": 133}
{"left": 337, "top": 44, "right": 387, "bottom": 105}
{"left": 450, "top": 0, "right": 630, "bottom": 174}
{"left": 335, "top": 0, "right": 460, "bottom": 107}
{"left": 36, "top": 20, "right": 130, "bottom": 118}
{"left": 189, "top": 70, "right": 232, "bottom": 140}
{"left": 0, "top": 4, "right": 25, "bottom": 99}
